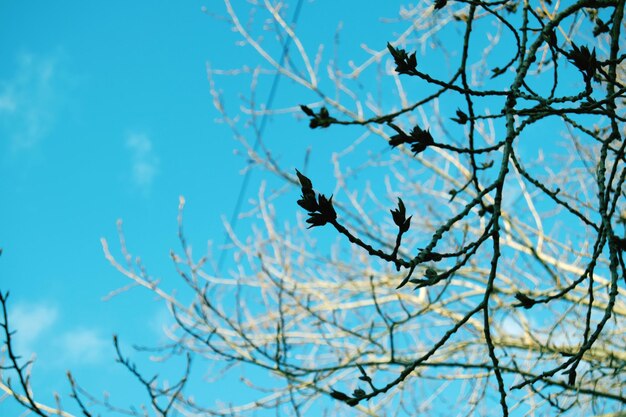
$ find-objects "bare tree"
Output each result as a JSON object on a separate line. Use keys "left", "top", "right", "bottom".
{"left": 2, "top": 0, "right": 626, "bottom": 416}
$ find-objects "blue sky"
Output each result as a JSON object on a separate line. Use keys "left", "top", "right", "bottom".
{"left": 1, "top": 1, "right": 610, "bottom": 415}
{"left": 0, "top": 0, "right": 267, "bottom": 412}
{"left": 0, "top": 1, "right": 411, "bottom": 414}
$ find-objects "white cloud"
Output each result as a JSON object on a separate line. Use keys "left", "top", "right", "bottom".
{"left": 126, "top": 133, "right": 159, "bottom": 192}
{"left": 57, "top": 328, "right": 109, "bottom": 364}
{"left": 9, "top": 303, "right": 59, "bottom": 354}
{"left": 0, "top": 52, "right": 64, "bottom": 151}
{"left": 7, "top": 302, "right": 111, "bottom": 367}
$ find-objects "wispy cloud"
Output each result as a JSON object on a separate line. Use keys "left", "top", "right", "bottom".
{"left": 126, "top": 133, "right": 159, "bottom": 192}
{"left": 57, "top": 328, "right": 109, "bottom": 364}
{"left": 8, "top": 301, "right": 111, "bottom": 367}
{"left": 9, "top": 303, "right": 59, "bottom": 354}
{"left": 0, "top": 52, "right": 64, "bottom": 151}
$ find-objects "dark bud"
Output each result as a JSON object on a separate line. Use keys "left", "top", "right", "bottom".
{"left": 346, "top": 398, "right": 359, "bottom": 407}
{"left": 410, "top": 126, "right": 434, "bottom": 145}
{"left": 295, "top": 169, "right": 313, "bottom": 191}
{"left": 353, "top": 388, "right": 366, "bottom": 398}
{"left": 410, "top": 142, "right": 427, "bottom": 155}
{"left": 388, "top": 124, "right": 434, "bottom": 155}
{"left": 297, "top": 193, "right": 318, "bottom": 212}
{"left": 514, "top": 292, "right": 536, "bottom": 309}
{"left": 391, "top": 198, "right": 406, "bottom": 227}
{"left": 304, "top": 194, "right": 336, "bottom": 229}
{"left": 409, "top": 126, "right": 434, "bottom": 155}
{"left": 295, "top": 170, "right": 336, "bottom": 228}
{"left": 401, "top": 217, "right": 412, "bottom": 234}
{"left": 306, "top": 213, "right": 329, "bottom": 228}
{"left": 389, "top": 131, "right": 411, "bottom": 148}
{"left": 301, "top": 106, "right": 336, "bottom": 129}
{"left": 387, "top": 43, "right": 417, "bottom": 75}
{"left": 448, "top": 189, "right": 458, "bottom": 202}
{"left": 387, "top": 42, "right": 400, "bottom": 60}
{"left": 317, "top": 194, "right": 337, "bottom": 219}
{"left": 390, "top": 198, "right": 413, "bottom": 233}
{"left": 568, "top": 44, "right": 598, "bottom": 80}
{"left": 451, "top": 109, "right": 469, "bottom": 125}
{"left": 490, "top": 66, "right": 507, "bottom": 79}
{"left": 434, "top": 0, "right": 447, "bottom": 10}
{"left": 593, "top": 19, "right": 610, "bottom": 37}
{"left": 330, "top": 390, "right": 351, "bottom": 402}
{"left": 300, "top": 105, "right": 315, "bottom": 117}
{"left": 296, "top": 170, "right": 317, "bottom": 211}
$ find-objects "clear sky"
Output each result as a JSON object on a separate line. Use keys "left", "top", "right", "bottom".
{"left": 2, "top": 1, "right": 607, "bottom": 415}
{"left": 0, "top": 0, "right": 408, "bottom": 414}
